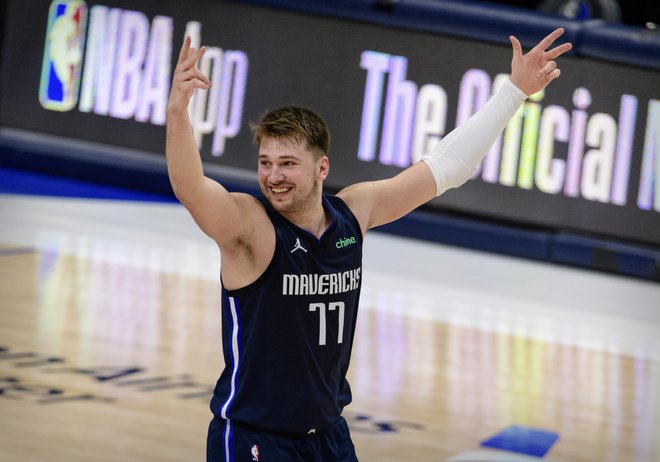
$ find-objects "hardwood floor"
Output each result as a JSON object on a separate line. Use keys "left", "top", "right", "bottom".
{"left": 1, "top": 194, "right": 658, "bottom": 461}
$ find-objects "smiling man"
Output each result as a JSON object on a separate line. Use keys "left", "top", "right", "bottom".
{"left": 166, "top": 29, "right": 571, "bottom": 462}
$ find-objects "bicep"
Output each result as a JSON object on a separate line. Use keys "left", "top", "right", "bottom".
{"left": 338, "top": 161, "right": 436, "bottom": 232}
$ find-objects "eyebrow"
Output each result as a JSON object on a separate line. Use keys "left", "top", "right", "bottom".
{"left": 258, "top": 154, "right": 301, "bottom": 161}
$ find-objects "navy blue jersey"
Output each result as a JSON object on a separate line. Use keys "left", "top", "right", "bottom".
{"left": 210, "top": 194, "right": 363, "bottom": 435}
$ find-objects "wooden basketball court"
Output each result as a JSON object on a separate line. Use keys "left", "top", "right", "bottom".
{"left": 1, "top": 194, "right": 658, "bottom": 461}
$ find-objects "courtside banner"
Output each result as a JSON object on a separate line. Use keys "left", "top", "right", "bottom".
{"left": 1, "top": 0, "right": 659, "bottom": 245}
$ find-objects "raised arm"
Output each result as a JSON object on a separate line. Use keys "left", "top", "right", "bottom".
{"left": 166, "top": 37, "right": 255, "bottom": 246}
{"left": 339, "top": 28, "right": 572, "bottom": 233}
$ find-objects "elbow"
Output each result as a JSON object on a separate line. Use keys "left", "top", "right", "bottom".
{"left": 172, "top": 185, "right": 193, "bottom": 207}
{"left": 169, "top": 177, "right": 191, "bottom": 205}
{"left": 169, "top": 177, "right": 203, "bottom": 208}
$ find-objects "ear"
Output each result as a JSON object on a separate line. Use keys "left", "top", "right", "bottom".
{"left": 317, "top": 156, "right": 329, "bottom": 181}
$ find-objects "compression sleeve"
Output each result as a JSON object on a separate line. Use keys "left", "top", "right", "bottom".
{"left": 420, "top": 78, "right": 527, "bottom": 196}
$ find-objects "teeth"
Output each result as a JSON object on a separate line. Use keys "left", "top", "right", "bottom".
{"left": 272, "top": 187, "right": 289, "bottom": 193}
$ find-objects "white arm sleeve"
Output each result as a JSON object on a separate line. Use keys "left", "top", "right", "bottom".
{"left": 420, "top": 78, "right": 527, "bottom": 196}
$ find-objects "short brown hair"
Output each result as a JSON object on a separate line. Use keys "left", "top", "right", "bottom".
{"left": 250, "top": 106, "right": 330, "bottom": 159}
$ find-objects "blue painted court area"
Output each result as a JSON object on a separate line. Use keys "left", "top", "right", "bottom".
{"left": 481, "top": 425, "right": 559, "bottom": 457}
{"left": 0, "top": 167, "right": 176, "bottom": 203}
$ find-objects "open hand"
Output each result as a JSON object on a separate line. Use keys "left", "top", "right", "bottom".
{"left": 167, "top": 36, "right": 211, "bottom": 115}
{"left": 509, "top": 28, "right": 572, "bottom": 96}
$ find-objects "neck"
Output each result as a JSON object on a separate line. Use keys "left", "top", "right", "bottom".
{"left": 282, "top": 199, "right": 328, "bottom": 239}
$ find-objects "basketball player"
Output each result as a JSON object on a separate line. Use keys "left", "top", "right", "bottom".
{"left": 166, "top": 28, "right": 572, "bottom": 462}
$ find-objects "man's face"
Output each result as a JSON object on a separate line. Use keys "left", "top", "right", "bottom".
{"left": 257, "top": 136, "right": 328, "bottom": 214}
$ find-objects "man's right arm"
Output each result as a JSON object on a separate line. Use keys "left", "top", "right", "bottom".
{"left": 166, "top": 37, "right": 251, "bottom": 246}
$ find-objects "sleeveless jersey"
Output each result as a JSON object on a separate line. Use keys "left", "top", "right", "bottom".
{"left": 210, "top": 194, "right": 363, "bottom": 435}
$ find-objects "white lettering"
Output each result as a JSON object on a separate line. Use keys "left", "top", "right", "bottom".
{"left": 310, "top": 301, "right": 345, "bottom": 346}
{"left": 110, "top": 10, "right": 149, "bottom": 119}
{"left": 536, "top": 105, "right": 569, "bottom": 194}
{"left": 212, "top": 51, "right": 248, "bottom": 156}
{"left": 358, "top": 51, "right": 390, "bottom": 162}
{"left": 309, "top": 303, "right": 327, "bottom": 346}
{"left": 79, "top": 6, "right": 120, "bottom": 114}
{"left": 582, "top": 113, "right": 617, "bottom": 202}
{"left": 637, "top": 99, "right": 660, "bottom": 211}
{"left": 412, "top": 84, "right": 447, "bottom": 164}
{"left": 282, "top": 269, "right": 361, "bottom": 296}
{"left": 135, "top": 15, "right": 172, "bottom": 125}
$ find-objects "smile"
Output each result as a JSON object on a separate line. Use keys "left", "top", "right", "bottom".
{"left": 271, "top": 187, "right": 291, "bottom": 194}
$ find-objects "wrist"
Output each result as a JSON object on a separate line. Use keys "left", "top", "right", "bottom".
{"left": 505, "top": 78, "right": 529, "bottom": 99}
{"left": 166, "top": 104, "right": 190, "bottom": 121}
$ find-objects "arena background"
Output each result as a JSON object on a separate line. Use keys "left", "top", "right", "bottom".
{"left": 0, "top": 0, "right": 659, "bottom": 280}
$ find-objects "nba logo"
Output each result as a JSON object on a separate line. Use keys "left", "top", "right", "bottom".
{"left": 39, "top": 0, "right": 88, "bottom": 111}
{"left": 250, "top": 444, "right": 260, "bottom": 461}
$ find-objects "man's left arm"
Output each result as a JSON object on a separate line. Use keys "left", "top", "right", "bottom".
{"left": 338, "top": 28, "right": 572, "bottom": 233}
